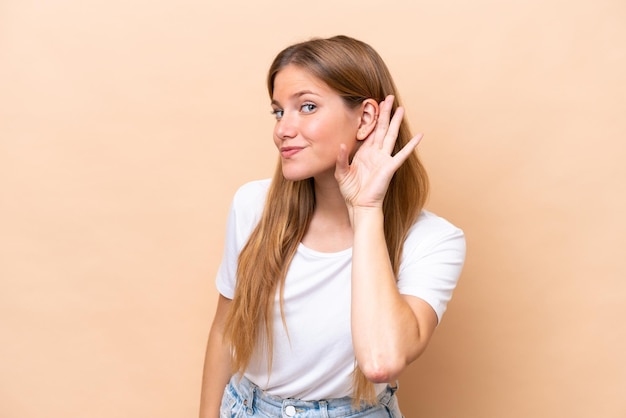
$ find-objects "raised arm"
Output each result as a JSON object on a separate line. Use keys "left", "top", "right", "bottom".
{"left": 350, "top": 206, "right": 438, "bottom": 383}
{"left": 335, "top": 95, "right": 436, "bottom": 383}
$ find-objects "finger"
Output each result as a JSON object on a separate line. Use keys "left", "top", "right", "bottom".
{"left": 382, "top": 106, "right": 404, "bottom": 154}
{"left": 391, "top": 133, "right": 423, "bottom": 168}
{"left": 372, "top": 95, "right": 394, "bottom": 148}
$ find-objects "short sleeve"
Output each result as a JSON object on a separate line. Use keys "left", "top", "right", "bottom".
{"left": 215, "top": 179, "right": 270, "bottom": 299}
{"left": 397, "top": 211, "right": 466, "bottom": 323}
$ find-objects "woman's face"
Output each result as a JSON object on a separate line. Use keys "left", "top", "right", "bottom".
{"left": 271, "top": 65, "right": 362, "bottom": 183}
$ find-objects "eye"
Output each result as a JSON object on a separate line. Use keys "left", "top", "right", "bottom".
{"left": 271, "top": 109, "right": 284, "bottom": 120}
{"left": 301, "top": 103, "right": 317, "bottom": 113}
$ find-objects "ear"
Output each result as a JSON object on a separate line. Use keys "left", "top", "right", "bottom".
{"left": 356, "top": 98, "right": 379, "bottom": 140}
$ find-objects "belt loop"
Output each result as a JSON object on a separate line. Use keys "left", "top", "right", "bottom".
{"left": 319, "top": 400, "right": 329, "bottom": 418}
{"left": 390, "top": 380, "right": 400, "bottom": 394}
{"left": 240, "top": 378, "right": 254, "bottom": 415}
{"left": 378, "top": 381, "right": 399, "bottom": 407}
{"left": 246, "top": 386, "right": 256, "bottom": 414}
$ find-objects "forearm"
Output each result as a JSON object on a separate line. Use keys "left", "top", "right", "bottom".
{"left": 199, "top": 296, "right": 232, "bottom": 418}
{"left": 350, "top": 207, "right": 428, "bottom": 383}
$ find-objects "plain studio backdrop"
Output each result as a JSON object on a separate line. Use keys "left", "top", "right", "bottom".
{"left": 1, "top": 0, "right": 624, "bottom": 417}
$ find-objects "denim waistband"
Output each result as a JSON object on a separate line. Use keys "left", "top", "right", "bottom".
{"left": 226, "top": 375, "right": 399, "bottom": 417}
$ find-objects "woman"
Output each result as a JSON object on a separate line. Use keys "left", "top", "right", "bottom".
{"left": 200, "top": 35, "right": 465, "bottom": 417}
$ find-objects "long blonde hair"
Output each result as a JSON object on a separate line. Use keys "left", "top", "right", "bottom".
{"left": 224, "top": 35, "right": 429, "bottom": 404}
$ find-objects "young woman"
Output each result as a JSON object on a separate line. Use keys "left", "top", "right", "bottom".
{"left": 200, "top": 35, "right": 466, "bottom": 418}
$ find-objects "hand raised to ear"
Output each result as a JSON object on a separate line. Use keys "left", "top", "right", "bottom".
{"left": 335, "top": 95, "right": 423, "bottom": 209}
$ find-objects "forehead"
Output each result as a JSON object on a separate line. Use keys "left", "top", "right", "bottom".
{"left": 272, "top": 65, "right": 333, "bottom": 98}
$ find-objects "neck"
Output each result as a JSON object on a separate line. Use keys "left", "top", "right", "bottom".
{"left": 300, "top": 177, "right": 352, "bottom": 252}
{"left": 313, "top": 177, "right": 349, "bottom": 221}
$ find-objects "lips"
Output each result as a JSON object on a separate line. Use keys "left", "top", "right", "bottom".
{"left": 280, "top": 146, "right": 304, "bottom": 158}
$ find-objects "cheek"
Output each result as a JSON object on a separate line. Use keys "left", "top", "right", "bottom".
{"left": 302, "top": 118, "right": 322, "bottom": 137}
{"left": 308, "top": 117, "right": 349, "bottom": 143}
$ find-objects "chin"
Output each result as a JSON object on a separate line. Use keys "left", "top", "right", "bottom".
{"left": 281, "top": 169, "right": 312, "bottom": 182}
{"left": 280, "top": 162, "right": 317, "bottom": 181}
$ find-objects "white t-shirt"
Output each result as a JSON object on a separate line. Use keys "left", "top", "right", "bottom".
{"left": 216, "top": 179, "right": 466, "bottom": 400}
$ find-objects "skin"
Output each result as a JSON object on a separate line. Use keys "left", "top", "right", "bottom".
{"left": 334, "top": 94, "right": 439, "bottom": 384}
{"left": 199, "top": 65, "right": 438, "bottom": 417}
{"left": 198, "top": 295, "right": 231, "bottom": 418}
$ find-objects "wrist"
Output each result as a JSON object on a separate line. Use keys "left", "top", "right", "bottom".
{"left": 349, "top": 205, "right": 384, "bottom": 229}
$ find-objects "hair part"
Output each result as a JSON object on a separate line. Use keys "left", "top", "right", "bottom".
{"left": 224, "top": 35, "right": 429, "bottom": 405}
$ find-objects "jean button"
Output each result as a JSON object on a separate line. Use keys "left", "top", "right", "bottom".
{"left": 285, "top": 405, "right": 296, "bottom": 416}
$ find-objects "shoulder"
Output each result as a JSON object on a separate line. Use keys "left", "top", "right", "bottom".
{"left": 227, "top": 178, "right": 271, "bottom": 234}
{"left": 232, "top": 178, "right": 271, "bottom": 207}
{"left": 403, "top": 210, "right": 466, "bottom": 256}
{"left": 398, "top": 211, "right": 466, "bottom": 322}
{"left": 229, "top": 179, "right": 271, "bottom": 203}
{"left": 412, "top": 210, "right": 463, "bottom": 236}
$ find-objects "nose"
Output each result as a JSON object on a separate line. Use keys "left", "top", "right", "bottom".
{"left": 275, "top": 113, "right": 297, "bottom": 140}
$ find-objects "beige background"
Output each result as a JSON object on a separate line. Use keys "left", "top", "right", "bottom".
{"left": 1, "top": 0, "right": 625, "bottom": 417}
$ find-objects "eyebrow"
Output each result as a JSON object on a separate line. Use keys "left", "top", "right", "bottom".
{"left": 271, "top": 90, "right": 321, "bottom": 106}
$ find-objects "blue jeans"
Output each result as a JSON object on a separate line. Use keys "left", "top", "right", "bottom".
{"left": 220, "top": 375, "right": 404, "bottom": 418}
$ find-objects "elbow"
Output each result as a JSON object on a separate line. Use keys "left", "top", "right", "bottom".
{"left": 358, "top": 356, "right": 407, "bottom": 384}
{"left": 357, "top": 341, "right": 430, "bottom": 383}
